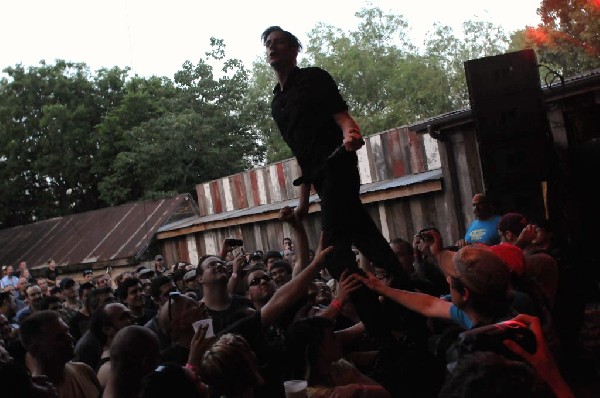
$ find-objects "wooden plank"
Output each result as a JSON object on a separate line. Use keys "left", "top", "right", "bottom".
{"left": 196, "top": 183, "right": 207, "bottom": 216}
{"left": 385, "top": 128, "right": 406, "bottom": 178}
{"left": 406, "top": 128, "right": 426, "bottom": 173}
{"left": 370, "top": 134, "right": 387, "bottom": 182}
{"left": 222, "top": 178, "right": 234, "bottom": 212}
{"left": 209, "top": 181, "right": 222, "bottom": 214}
{"left": 232, "top": 174, "right": 248, "bottom": 210}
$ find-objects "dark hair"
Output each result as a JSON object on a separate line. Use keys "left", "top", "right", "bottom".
{"left": 264, "top": 250, "right": 283, "bottom": 262}
{"left": 0, "top": 358, "right": 40, "bottom": 398}
{"left": 284, "top": 316, "right": 334, "bottom": 381}
{"left": 90, "top": 302, "right": 114, "bottom": 346}
{"left": 86, "top": 286, "right": 114, "bottom": 313}
{"left": 139, "top": 363, "right": 199, "bottom": 398}
{"left": 116, "top": 277, "right": 141, "bottom": 302}
{"left": 150, "top": 275, "right": 173, "bottom": 299}
{"left": 59, "top": 277, "right": 76, "bottom": 290}
{"left": 79, "top": 282, "right": 95, "bottom": 298}
{"left": 172, "top": 269, "right": 186, "bottom": 283}
{"left": 439, "top": 351, "right": 533, "bottom": 398}
{"left": 0, "top": 292, "right": 12, "bottom": 306}
{"left": 270, "top": 259, "right": 292, "bottom": 275}
{"left": 39, "top": 295, "right": 62, "bottom": 310}
{"left": 261, "top": 26, "right": 303, "bottom": 51}
{"left": 19, "top": 310, "right": 60, "bottom": 350}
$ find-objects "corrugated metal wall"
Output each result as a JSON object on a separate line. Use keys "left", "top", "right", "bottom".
{"left": 159, "top": 126, "right": 467, "bottom": 263}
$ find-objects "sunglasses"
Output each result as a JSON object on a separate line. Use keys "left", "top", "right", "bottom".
{"left": 168, "top": 291, "right": 182, "bottom": 321}
{"left": 249, "top": 274, "right": 271, "bottom": 286}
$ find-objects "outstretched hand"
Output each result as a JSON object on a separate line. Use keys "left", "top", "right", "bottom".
{"left": 312, "top": 246, "right": 334, "bottom": 270}
{"left": 336, "top": 269, "right": 363, "bottom": 304}
{"left": 348, "top": 270, "right": 385, "bottom": 293}
{"left": 503, "top": 313, "right": 574, "bottom": 398}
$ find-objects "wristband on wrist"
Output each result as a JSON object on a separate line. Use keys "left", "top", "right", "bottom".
{"left": 185, "top": 362, "right": 200, "bottom": 375}
{"left": 330, "top": 299, "right": 343, "bottom": 311}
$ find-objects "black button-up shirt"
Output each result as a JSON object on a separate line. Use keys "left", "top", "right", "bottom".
{"left": 271, "top": 67, "right": 350, "bottom": 183}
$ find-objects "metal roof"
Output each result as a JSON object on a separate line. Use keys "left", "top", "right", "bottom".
{"left": 158, "top": 169, "right": 443, "bottom": 233}
{"left": 0, "top": 194, "right": 196, "bottom": 270}
{"left": 408, "top": 67, "right": 600, "bottom": 133}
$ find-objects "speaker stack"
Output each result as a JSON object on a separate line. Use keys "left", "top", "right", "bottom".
{"left": 464, "top": 49, "right": 554, "bottom": 217}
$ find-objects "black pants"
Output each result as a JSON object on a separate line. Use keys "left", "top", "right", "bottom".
{"left": 313, "top": 156, "right": 424, "bottom": 339}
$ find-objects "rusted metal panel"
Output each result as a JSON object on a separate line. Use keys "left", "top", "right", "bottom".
{"left": 405, "top": 128, "right": 424, "bottom": 174}
{"left": 196, "top": 183, "right": 207, "bottom": 217}
{"left": 0, "top": 195, "right": 195, "bottom": 272}
{"left": 209, "top": 181, "right": 223, "bottom": 214}
{"left": 232, "top": 174, "right": 248, "bottom": 210}
{"left": 384, "top": 128, "right": 406, "bottom": 178}
{"left": 222, "top": 178, "right": 234, "bottom": 212}
{"left": 257, "top": 168, "right": 269, "bottom": 205}
{"left": 248, "top": 170, "right": 260, "bottom": 208}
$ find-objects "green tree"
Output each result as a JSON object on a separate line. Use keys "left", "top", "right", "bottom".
{"left": 303, "top": 7, "right": 454, "bottom": 134}
{"left": 98, "top": 39, "right": 260, "bottom": 205}
{"left": 245, "top": 60, "right": 290, "bottom": 164}
{"left": 0, "top": 61, "right": 105, "bottom": 227}
{"left": 424, "top": 20, "right": 511, "bottom": 108}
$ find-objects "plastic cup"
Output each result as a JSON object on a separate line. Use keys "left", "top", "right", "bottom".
{"left": 283, "top": 380, "right": 308, "bottom": 398}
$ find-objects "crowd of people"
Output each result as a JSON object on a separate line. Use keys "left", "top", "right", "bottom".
{"left": 0, "top": 24, "right": 595, "bottom": 397}
{"left": 0, "top": 199, "right": 590, "bottom": 397}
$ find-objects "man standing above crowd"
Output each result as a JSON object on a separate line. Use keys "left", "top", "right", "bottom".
{"left": 261, "top": 26, "right": 421, "bottom": 340}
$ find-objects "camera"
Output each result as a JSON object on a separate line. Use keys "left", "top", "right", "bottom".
{"left": 456, "top": 320, "right": 537, "bottom": 361}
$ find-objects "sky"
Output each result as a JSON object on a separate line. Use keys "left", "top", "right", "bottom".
{"left": 1, "top": 0, "right": 543, "bottom": 78}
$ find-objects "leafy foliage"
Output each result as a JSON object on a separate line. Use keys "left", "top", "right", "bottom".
{"left": 4, "top": 3, "right": 595, "bottom": 228}
{"left": 512, "top": 0, "right": 600, "bottom": 76}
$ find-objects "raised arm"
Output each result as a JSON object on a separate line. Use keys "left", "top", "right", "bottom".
{"left": 349, "top": 271, "right": 452, "bottom": 320}
{"left": 504, "top": 314, "right": 575, "bottom": 398}
{"left": 260, "top": 246, "right": 333, "bottom": 328}
{"left": 279, "top": 205, "right": 309, "bottom": 277}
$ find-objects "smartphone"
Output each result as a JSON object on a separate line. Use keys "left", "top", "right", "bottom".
{"left": 225, "top": 238, "right": 243, "bottom": 247}
{"left": 232, "top": 246, "right": 245, "bottom": 258}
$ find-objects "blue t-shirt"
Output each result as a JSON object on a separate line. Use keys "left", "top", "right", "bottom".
{"left": 449, "top": 304, "right": 474, "bottom": 329}
{"left": 464, "top": 215, "right": 501, "bottom": 245}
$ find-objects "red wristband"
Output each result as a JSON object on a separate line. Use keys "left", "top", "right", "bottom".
{"left": 330, "top": 299, "right": 343, "bottom": 311}
{"left": 185, "top": 363, "right": 200, "bottom": 375}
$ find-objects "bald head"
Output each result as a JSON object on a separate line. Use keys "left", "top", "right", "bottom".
{"left": 110, "top": 325, "right": 160, "bottom": 397}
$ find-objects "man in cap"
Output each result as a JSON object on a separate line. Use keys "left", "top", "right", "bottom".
{"left": 351, "top": 240, "right": 514, "bottom": 330}
{"left": 498, "top": 212, "right": 559, "bottom": 308}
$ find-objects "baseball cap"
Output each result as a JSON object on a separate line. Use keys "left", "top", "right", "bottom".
{"left": 155, "top": 255, "right": 164, "bottom": 261}
{"left": 183, "top": 270, "right": 197, "bottom": 282}
{"left": 489, "top": 243, "right": 525, "bottom": 276}
{"left": 498, "top": 213, "right": 528, "bottom": 235}
{"left": 82, "top": 269, "right": 93, "bottom": 277}
{"left": 439, "top": 245, "right": 509, "bottom": 295}
{"left": 138, "top": 268, "right": 155, "bottom": 279}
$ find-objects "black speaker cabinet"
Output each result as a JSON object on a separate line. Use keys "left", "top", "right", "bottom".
{"left": 465, "top": 49, "right": 554, "bottom": 190}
